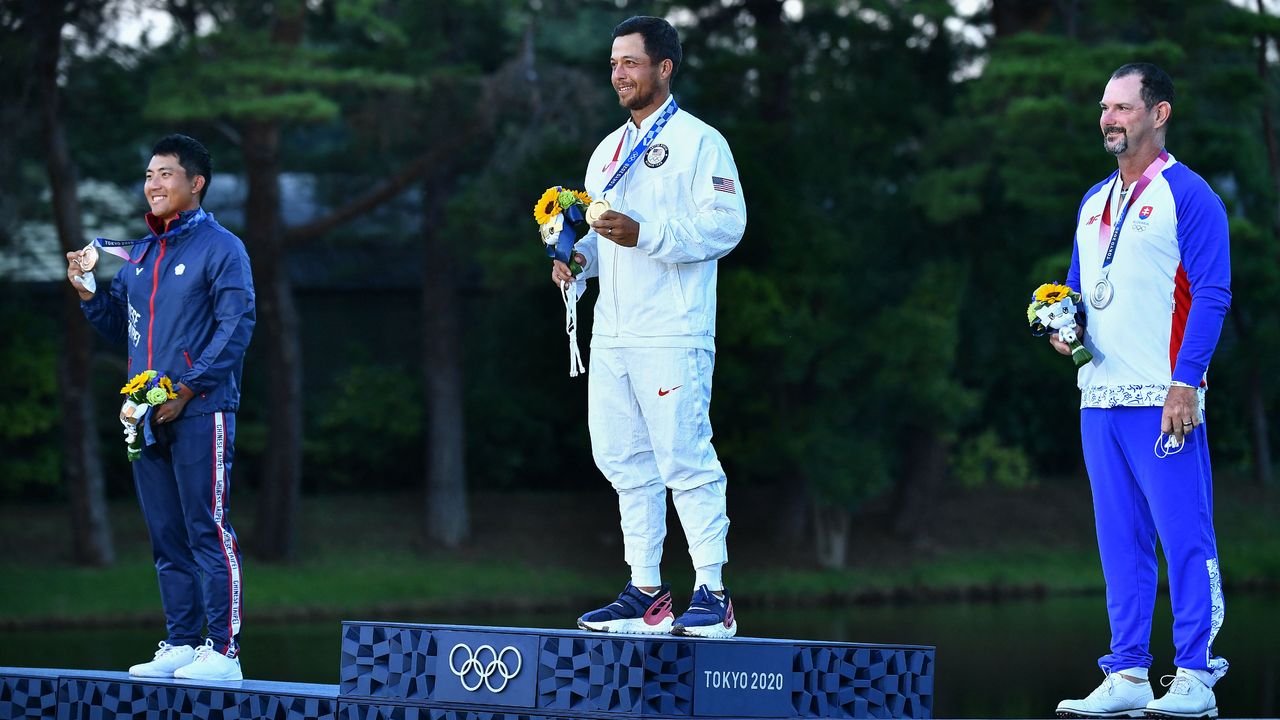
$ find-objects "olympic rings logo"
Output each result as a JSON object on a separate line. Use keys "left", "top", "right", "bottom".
{"left": 447, "top": 643, "right": 523, "bottom": 693}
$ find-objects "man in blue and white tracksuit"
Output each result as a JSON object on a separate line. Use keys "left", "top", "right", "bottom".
{"left": 552, "top": 16, "right": 746, "bottom": 639}
{"left": 67, "top": 134, "right": 254, "bottom": 681}
{"left": 1053, "top": 65, "right": 1230, "bottom": 720}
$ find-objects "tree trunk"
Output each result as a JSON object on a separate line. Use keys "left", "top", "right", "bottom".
{"left": 243, "top": 120, "right": 302, "bottom": 561}
{"left": 246, "top": 6, "right": 306, "bottom": 562}
{"left": 1260, "top": 0, "right": 1280, "bottom": 231}
{"left": 420, "top": 177, "right": 469, "bottom": 547}
{"left": 745, "top": 0, "right": 791, "bottom": 124}
{"left": 990, "top": 0, "right": 1055, "bottom": 37}
{"left": 890, "top": 425, "right": 949, "bottom": 541}
{"left": 1245, "top": 365, "right": 1273, "bottom": 487}
{"left": 1249, "top": 2, "right": 1276, "bottom": 488}
{"left": 778, "top": 472, "right": 811, "bottom": 550}
{"left": 812, "top": 501, "right": 850, "bottom": 569}
{"left": 35, "top": 0, "right": 114, "bottom": 567}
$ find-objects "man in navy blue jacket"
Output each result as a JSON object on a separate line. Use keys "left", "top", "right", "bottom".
{"left": 66, "top": 134, "right": 255, "bottom": 681}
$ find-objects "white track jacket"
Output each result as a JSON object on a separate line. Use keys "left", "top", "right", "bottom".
{"left": 574, "top": 96, "right": 746, "bottom": 350}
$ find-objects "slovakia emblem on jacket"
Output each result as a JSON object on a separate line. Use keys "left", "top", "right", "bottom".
{"left": 1138, "top": 205, "right": 1154, "bottom": 220}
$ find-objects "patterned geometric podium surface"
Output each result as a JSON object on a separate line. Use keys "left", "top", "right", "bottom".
{"left": 340, "top": 622, "right": 935, "bottom": 719}
{"left": 0, "top": 666, "right": 337, "bottom": 720}
{"left": 0, "top": 623, "right": 934, "bottom": 720}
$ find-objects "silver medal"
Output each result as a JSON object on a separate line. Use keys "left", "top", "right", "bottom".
{"left": 1090, "top": 278, "right": 1114, "bottom": 309}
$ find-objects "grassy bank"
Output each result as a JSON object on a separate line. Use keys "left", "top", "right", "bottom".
{"left": 2, "top": 481, "right": 1276, "bottom": 627}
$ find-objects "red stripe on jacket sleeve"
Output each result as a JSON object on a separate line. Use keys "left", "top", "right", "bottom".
{"left": 1168, "top": 263, "right": 1198, "bottom": 384}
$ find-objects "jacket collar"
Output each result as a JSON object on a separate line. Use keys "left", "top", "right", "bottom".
{"left": 145, "top": 207, "right": 202, "bottom": 238}
{"left": 626, "top": 93, "right": 676, "bottom": 134}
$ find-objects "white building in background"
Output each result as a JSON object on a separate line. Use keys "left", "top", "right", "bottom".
{"left": 2, "top": 172, "right": 421, "bottom": 288}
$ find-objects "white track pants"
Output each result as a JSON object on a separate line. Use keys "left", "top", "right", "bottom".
{"left": 588, "top": 346, "right": 729, "bottom": 583}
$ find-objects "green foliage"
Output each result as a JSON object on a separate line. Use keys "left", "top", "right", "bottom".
{"left": 952, "top": 430, "right": 1033, "bottom": 490}
{"left": 914, "top": 0, "right": 1279, "bottom": 485}
{"left": 0, "top": 299, "right": 60, "bottom": 495}
{"left": 145, "top": 13, "right": 420, "bottom": 125}
{"left": 8, "top": 0, "right": 1278, "bottom": 509}
{"left": 305, "top": 363, "right": 424, "bottom": 490}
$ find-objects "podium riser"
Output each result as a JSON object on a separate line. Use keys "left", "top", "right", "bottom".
{"left": 340, "top": 623, "right": 934, "bottom": 719}
{"left": 0, "top": 669, "right": 338, "bottom": 720}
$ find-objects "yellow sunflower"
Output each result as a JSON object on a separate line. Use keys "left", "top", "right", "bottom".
{"left": 119, "top": 371, "right": 150, "bottom": 395}
{"left": 1034, "top": 283, "right": 1072, "bottom": 304}
{"left": 533, "top": 187, "right": 562, "bottom": 225}
{"left": 574, "top": 190, "right": 592, "bottom": 206}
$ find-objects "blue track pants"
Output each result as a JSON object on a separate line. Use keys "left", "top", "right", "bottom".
{"left": 134, "top": 411, "right": 243, "bottom": 657}
{"left": 1080, "top": 406, "right": 1227, "bottom": 685}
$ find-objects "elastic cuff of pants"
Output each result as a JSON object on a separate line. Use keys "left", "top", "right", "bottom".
{"left": 694, "top": 564, "right": 724, "bottom": 592}
{"left": 1116, "top": 667, "right": 1148, "bottom": 680}
{"left": 689, "top": 547, "right": 728, "bottom": 570}
{"left": 631, "top": 566, "right": 662, "bottom": 588}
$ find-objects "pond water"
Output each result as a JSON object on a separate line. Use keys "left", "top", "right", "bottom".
{"left": 2, "top": 593, "right": 1274, "bottom": 717}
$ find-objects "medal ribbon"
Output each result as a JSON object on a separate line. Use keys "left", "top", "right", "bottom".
{"left": 1097, "top": 150, "right": 1168, "bottom": 274}
{"left": 94, "top": 207, "right": 211, "bottom": 262}
{"left": 601, "top": 98, "right": 679, "bottom": 194}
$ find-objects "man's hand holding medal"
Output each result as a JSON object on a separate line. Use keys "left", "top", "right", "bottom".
{"left": 65, "top": 244, "right": 99, "bottom": 298}
{"left": 589, "top": 204, "right": 640, "bottom": 248}
{"left": 550, "top": 199, "right": 639, "bottom": 284}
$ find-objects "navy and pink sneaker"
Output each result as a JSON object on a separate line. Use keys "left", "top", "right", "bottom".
{"left": 577, "top": 582, "right": 675, "bottom": 634}
{"left": 671, "top": 585, "right": 736, "bottom": 638}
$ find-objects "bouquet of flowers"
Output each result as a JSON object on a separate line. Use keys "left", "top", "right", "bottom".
{"left": 1027, "top": 282, "right": 1093, "bottom": 368}
{"left": 118, "top": 370, "right": 178, "bottom": 460}
{"left": 533, "top": 186, "right": 593, "bottom": 377}
{"left": 534, "top": 186, "right": 593, "bottom": 274}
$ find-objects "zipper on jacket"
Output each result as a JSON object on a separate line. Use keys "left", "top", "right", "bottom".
{"left": 146, "top": 238, "right": 168, "bottom": 368}
{"left": 612, "top": 245, "right": 620, "bottom": 329}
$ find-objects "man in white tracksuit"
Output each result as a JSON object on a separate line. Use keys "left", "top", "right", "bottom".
{"left": 551, "top": 15, "right": 746, "bottom": 639}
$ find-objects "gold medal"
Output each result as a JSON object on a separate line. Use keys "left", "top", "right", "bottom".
{"left": 585, "top": 199, "right": 611, "bottom": 225}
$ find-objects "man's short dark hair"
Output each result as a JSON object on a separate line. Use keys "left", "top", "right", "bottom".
{"left": 1111, "top": 63, "right": 1175, "bottom": 110}
{"left": 613, "top": 16, "right": 682, "bottom": 80}
{"left": 151, "top": 134, "right": 212, "bottom": 202}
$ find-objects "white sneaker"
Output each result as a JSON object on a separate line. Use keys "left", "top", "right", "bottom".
{"left": 1056, "top": 671, "right": 1154, "bottom": 718}
{"left": 1145, "top": 669, "right": 1218, "bottom": 719}
{"left": 173, "top": 639, "right": 243, "bottom": 681}
{"left": 129, "top": 641, "right": 196, "bottom": 678}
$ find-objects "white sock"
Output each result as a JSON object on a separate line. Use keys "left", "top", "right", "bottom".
{"left": 695, "top": 564, "right": 724, "bottom": 593}
{"left": 631, "top": 566, "right": 661, "bottom": 589}
{"left": 1117, "top": 667, "right": 1149, "bottom": 681}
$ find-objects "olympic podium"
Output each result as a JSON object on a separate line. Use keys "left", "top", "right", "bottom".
{"left": 339, "top": 622, "right": 934, "bottom": 719}
{"left": 0, "top": 623, "right": 934, "bottom": 719}
{"left": 0, "top": 666, "right": 337, "bottom": 719}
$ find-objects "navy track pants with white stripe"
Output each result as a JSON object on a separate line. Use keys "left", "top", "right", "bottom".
{"left": 134, "top": 411, "right": 243, "bottom": 657}
{"left": 1081, "top": 406, "right": 1227, "bottom": 684}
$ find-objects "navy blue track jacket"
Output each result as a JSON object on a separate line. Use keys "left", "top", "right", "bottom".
{"left": 82, "top": 209, "right": 255, "bottom": 414}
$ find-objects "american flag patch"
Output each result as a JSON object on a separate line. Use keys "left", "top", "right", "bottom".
{"left": 712, "top": 176, "right": 736, "bottom": 194}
